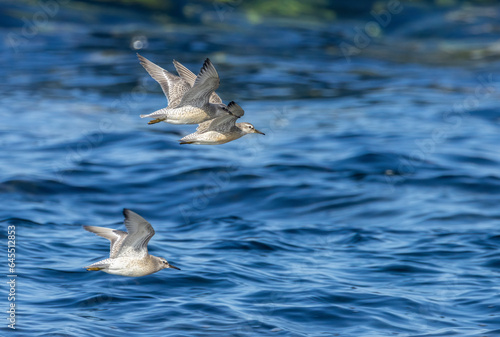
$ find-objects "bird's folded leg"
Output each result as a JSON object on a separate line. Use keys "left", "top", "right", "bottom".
{"left": 148, "top": 118, "right": 163, "bottom": 125}
{"left": 86, "top": 267, "right": 104, "bottom": 271}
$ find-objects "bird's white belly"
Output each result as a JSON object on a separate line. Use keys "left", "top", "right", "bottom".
{"left": 166, "top": 106, "right": 211, "bottom": 124}
{"left": 194, "top": 131, "right": 241, "bottom": 145}
{"left": 106, "top": 258, "right": 154, "bottom": 277}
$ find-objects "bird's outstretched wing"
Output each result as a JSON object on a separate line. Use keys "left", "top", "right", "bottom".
{"left": 172, "top": 60, "right": 197, "bottom": 86}
{"left": 137, "top": 54, "right": 191, "bottom": 108}
{"left": 83, "top": 226, "right": 128, "bottom": 258}
{"left": 173, "top": 59, "right": 223, "bottom": 104}
{"left": 115, "top": 209, "right": 155, "bottom": 258}
{"left": 195, "top": 101, "right": 244, "bottom": 133}
{"left": 226, "top": 101, "right": 245, "bottom": 117}
{"left": 178, "top": 58, "right": 220, "bottom": 107}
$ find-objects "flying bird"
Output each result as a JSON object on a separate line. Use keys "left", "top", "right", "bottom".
{"left": 84, "top": 209, "right": 180, "bottom": 277}
{"left": 179, "top": 101, "right": 265, "bottom": 145}
{"left": 138, "top": 55, "right": 228, "bottom": 125}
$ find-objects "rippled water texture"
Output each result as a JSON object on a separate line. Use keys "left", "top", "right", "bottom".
{"left": 1, "top": 1, "right": 500, "bottom": 336}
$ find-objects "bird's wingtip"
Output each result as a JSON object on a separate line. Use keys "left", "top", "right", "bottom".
{"left": 123, "top": 208, "right": 131, "bottom": 218}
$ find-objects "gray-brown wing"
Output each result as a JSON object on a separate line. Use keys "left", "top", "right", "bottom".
{"left": 115, "top": 209, "right": 155, "bottom": 258}
{"left": 178, "top": 58, "right": 220, "bottom": 107}
{"left": 226, "top": 101, "right": 245, "bottom": 117}
{"left": 137, "top": 54, "right": 191, "bottom": 107}
{"left": 201, "top": 113, "right": 239, "bottom": 134}
{"left": 195, "top": 101, "right": 243, "bottom": 133}
{"left": 173, "top": 59, "right": 223, "bottom": 104}
{"left": 83, "top": 226, "right": 128, "bottom": 259}
{"left": 194, "top": 105, "right": 231, "bottom": 133}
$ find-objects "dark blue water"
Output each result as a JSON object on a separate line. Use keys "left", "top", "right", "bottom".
{"left": 2, "top": 1, "right": 500, "bottom": 336}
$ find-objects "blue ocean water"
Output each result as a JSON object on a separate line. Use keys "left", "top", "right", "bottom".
{"left": 1, "top": 2, "right": 500, "bottom": 336}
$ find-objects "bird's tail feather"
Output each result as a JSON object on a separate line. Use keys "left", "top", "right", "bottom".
{"left": 140, "top": 108, "right": 169, "bottom": 119}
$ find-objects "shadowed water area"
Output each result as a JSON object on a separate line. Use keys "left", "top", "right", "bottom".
{"left": 1, "top": 0, "right": 500, "bottom": 336}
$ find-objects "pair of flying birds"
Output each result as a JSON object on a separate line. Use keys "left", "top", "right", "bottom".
{"left": 137, "top": 54, "right": 265, "bottom": 145}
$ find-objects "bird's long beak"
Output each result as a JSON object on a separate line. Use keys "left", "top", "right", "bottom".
{"left": 255, "top": 129, "right": 265, "bottom": 135}
{"left": 168, "top": 263, "right": 181, "bottom": 270}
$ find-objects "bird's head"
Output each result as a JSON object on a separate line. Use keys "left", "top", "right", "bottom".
{"left": 238, "top": 122, "right": 265, "bottom": 135}
{"left": 156, "top": 257, "right": 180, "bottom": 271}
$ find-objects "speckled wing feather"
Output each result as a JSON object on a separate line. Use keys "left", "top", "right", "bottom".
{"left": 83, "top": 226, "right": 128, "bottom": 259}
{"left": 116, "top": 209, "right": 155, "bottom": 258}
{"left": 137, "top": 54, "right": 191, "bottom": 108}
{"left": 173, "top": 60, "right": 197, "bottom": 86}
{"left": 209, "top": 92, "right": 223, "bottom": 104}
{"left": 173, "top": 59, "right": 223, "bottom": 104}
{"left": 195, "top": 119, "right": 215, "bottom": 133}
{"left": 168, "top": 78, "right": 191, "bottom": 108}
{"left": 178, "top": 58, "right": 220, "bottom": 107}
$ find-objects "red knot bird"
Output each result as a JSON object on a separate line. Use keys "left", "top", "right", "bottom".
{"left": 84, "top": 209, "right": 180, "bottom": 277}
{"left": 180, "top": 101, "right": 264, "bottom": 145}
{"left": 138, "top": 55, "right": 228, "bottom": 125}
